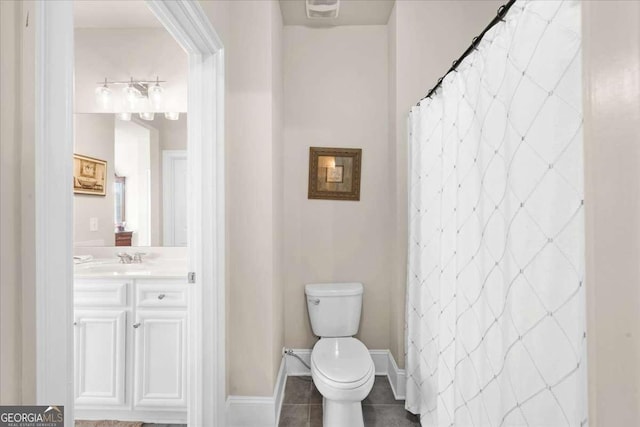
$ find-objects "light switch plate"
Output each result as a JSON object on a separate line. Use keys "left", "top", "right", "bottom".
{"left": 90, "top": 217, "right": 99, "bottom": 232}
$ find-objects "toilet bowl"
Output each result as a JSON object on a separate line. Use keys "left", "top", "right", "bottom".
{"left": 305, "top": 282, "right": 373, "bottom": 427}
{"left": 311, "top": 337, "right": 374, "bottom": 427}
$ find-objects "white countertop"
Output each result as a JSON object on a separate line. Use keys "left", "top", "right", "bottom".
{"left": 74, "top": 258, "right": 188, "bottom": 279}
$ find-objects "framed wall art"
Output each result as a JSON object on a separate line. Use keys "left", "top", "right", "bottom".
{"left": 308, "top": 147, "right": 362, "bottom": 201}
{"left": 73, "top": 154, "right": 107, "bottom": 196}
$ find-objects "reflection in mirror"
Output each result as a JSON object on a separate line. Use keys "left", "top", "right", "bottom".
{"left": 73, "top": 113, "right": 187, "bottom": 247}
{"left": 114, "top": 175, "right": 126, "bottom": 229}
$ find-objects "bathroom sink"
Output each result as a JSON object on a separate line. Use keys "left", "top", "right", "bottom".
{"left": 77, "top": 263, "right": 149, "bottom": 274}
{"left": 74, "top": 258, "right": 187, "bottom": 278}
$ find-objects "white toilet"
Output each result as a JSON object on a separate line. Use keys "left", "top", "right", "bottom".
{"left": 305, "top": 282, "right": 374, "bottom": 427}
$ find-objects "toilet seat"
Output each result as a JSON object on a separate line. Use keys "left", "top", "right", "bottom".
{"left": 311, "top": 337, "right": 374, "bottom": 390}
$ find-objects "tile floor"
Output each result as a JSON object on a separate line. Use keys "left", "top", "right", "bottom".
{"left": 278, "top": 376, "right": 420, "bottom": 427}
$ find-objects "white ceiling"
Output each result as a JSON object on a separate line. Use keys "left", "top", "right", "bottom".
{"left": 74, "top": 1, "right": 163, "bottom": 28}
{"left": 279, "top": 0, "right": 395, "bottom": 26}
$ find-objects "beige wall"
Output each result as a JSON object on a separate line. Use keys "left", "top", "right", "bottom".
{"left": 73, "top": 114, "right": 116, "bottom": 246}
{"left": 201, "top": 0, "right": 284, "bottom": 397}
{"left": 74, "top": 28, "right": 187, "bottom": 114}
{"left": 283, "top": 25, "right": 391, "bottom": 351}
{"left": 387, "top": 0, "right": 505, "bottom": 367}
{"left": 157, "top": 115, "right": 187, "bottom": 151}
{"left": 0, "top": 0, "right": 36, "bottom": 404}
{"left": 583, "top": 2, "right": 640, "bottom": 425}
{"left": 270, "top": 0, "right": 285, "bottom": 391}
{"left": 0, "top": 0, "right": 23, "bottom": 404}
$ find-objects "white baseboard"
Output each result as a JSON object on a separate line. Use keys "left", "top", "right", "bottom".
{"left": 386, "top": 350, "right": 406, "bottom": 400}
{"left": 226, "top": 357, "right": 287, "bottom": 427}
{"left": 285, "top": 348, "right": 405, "bottom": 400}
{"left": 283, "top": 348, "right": 311, "bottom": 376}
{"left": 226, "top": 348, "right": 406, "bottom": 427}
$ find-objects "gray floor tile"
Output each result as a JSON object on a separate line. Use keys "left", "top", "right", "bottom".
{"left": 281, "top": 376, "right": 418, "bottom": 427}
{"left": 310, "top": 381, "right": 323, "bottom": 404}
{"left": 284, "top": 376, "right": 313, "bottom": 404}
{"left": 309, "top": 405, "right": 322, "bottom": 427}
{"left": 363, "top": 405, "right": 421, "bottom": 427}
{"left": 363, "top": 376, "right": 403, "bottom": 405}
{"left": 279, "top": 404, "right": 310, "bottom": 427}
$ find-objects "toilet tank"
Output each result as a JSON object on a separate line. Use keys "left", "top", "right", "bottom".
{"left": 305, "top": 282, "right": 363, "bottom": 337}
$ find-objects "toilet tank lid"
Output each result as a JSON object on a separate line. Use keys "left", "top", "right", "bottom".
{"left": 305, "top": 282, "right": 363, "bottom": 297}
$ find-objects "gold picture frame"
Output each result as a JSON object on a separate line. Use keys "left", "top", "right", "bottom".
{"left": 73, "top": 154, "right": 107, "bottom": 196}
{"left": 308, "top": 147, "right": 362, "bottom": 201}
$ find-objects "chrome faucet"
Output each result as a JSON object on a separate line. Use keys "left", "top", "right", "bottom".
{"left": 132, "top": 253, "right": 146, "bottom": 264}
{"left": 117, "top": 253, "right": 133, "bottom": 264}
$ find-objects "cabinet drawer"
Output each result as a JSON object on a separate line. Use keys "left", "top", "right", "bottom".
{"left": 74, "top": 280, "right": 128, "bottom": 307}
{"left": 135, "top": 282, "right": 187, "bottom": 308}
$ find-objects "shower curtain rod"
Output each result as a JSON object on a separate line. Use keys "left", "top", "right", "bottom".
{"left": 416, "top": 0, "right": 516, "bottom": 106}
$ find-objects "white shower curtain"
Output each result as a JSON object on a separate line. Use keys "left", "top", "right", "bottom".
{"left": 405, "top": 1, "right": 587, "bottom": 426}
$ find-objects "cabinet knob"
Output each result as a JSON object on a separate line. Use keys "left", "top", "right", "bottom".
{"left": 158, "top": 294, "right": 166, "bottom": 300}
{"left": 73, "top": 321, "right": 78, "bottom": 326}
{"left": 133, "top": 322, "right": 141, "bottom": 329}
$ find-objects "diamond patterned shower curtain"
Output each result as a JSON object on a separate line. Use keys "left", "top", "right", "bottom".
{"left": 405, "top": 1, "right": 587, "bottom": 426}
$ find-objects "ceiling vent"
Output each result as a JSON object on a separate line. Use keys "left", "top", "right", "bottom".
{"left": 306, "top": 0, "right": 340, "bottom": 19}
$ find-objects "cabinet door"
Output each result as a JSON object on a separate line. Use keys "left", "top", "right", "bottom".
{"left": 133, "top": 310, "right": 187, "bottom": 409}
{"left": 74, "top": 310, "right": 127, "bottom": 406}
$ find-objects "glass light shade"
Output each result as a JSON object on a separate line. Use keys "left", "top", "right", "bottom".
{"left": 95, "top": 85, "right": 112, "bottom": 110}
{"left": 164, "top": 112, "right": 180, "bottom": 120}
{"left": 117, "top": 112, "right": 132, "bottom": 121}
{"left": 122, "top": 85, "right": 141, "bottom": 110}
{"left": 139, "top": 112, "right": 155, "bottom": 121}
{"left": 148, "top": 84, "right": 164, "bottom": 110}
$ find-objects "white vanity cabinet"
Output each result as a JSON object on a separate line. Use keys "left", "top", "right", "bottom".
{"left": 74, "top": 277, "right": 188, "bottom": 423}
{"left": 133, "top": 280, "right": 188, "bottom": 410}
{"left": 74, "top": 280, "right": 128, "bottom": 407}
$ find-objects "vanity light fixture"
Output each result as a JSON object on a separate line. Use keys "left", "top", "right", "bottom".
{"left": 148, "top": 77, "right": 164, "bottom": 110}
{"left": 95, "top": 76, "right": 167, "bottom": 110}
{"left": 95, "top": 77, "right": 180, "bottom": 120}
{"left": 123, "top": 78, "right": 142, "bottom": 110}
{"left": 94, "top": 78, "right": 113, "bottom": 110}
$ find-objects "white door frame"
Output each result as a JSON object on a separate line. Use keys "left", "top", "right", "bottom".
{"left": 162, "top": 149, "right": 188, "bottom": 246}
{"left": 35, "top": 1, "right": 226, "bottom": 426}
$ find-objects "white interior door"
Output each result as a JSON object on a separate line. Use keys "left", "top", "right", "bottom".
{"left": 163, "top": 150, "right": 188, "bottom": 246}
{"left": 74, "top": 310, "right": 127, "bottom": 406}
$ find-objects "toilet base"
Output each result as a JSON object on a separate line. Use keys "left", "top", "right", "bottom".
{"left": 322, "top": 397, "right": 364, "bottom": 427}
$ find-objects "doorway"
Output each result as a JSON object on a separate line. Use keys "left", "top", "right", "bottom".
{"left": 34, "top": 1, "right": 225, "bottom": 426}
{"left": 162, "top": 150, "right": 188, "bottom": 247}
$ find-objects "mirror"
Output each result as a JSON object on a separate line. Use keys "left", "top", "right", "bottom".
{"left": 73, "top": 113, "right": 187, "bottom": 247}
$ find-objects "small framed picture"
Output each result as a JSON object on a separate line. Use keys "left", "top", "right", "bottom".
{"left": 308, "top": 147, "right": 362, "bottom": 201}
{"left": 73, "top": 154, "right": 107, "bottom": 196}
